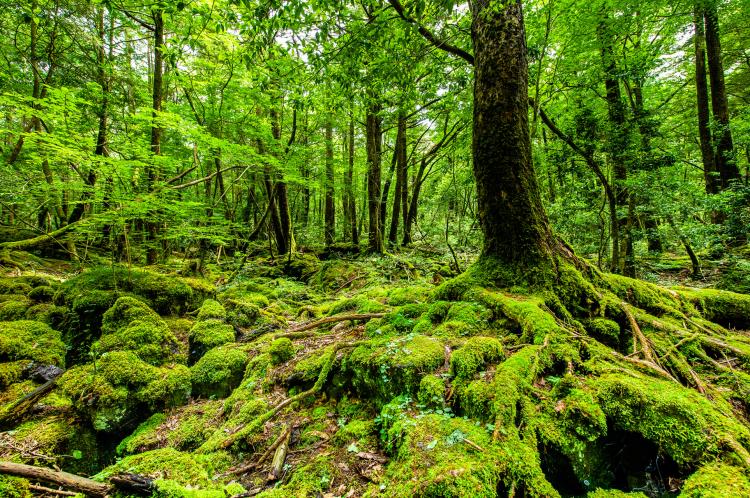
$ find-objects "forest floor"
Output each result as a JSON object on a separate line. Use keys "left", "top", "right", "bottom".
{"left": 1, "top": 244, "right": 750, "bottom": 497}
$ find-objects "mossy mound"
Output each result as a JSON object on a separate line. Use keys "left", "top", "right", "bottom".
{"left": 347, "top": 334, "right": 445, "bottom": 405}
{"left": 191, "top": 345, "right": 248, "bottom": 398}
{"left": 55, "top": 265, "right": 212, "bottom": 315}
{"left": 59, "top": 351, "right": 190, "bottom": 432}
{"left": 188, "top": 320, "right": 235, "bottom": 364}
{"left": 0, "top": 319, "right": 66, "bottom": 366}
{"left": 95, "top": 296, "right": 182, "bottom": 365}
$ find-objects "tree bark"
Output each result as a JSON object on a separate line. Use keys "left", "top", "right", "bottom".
{"left": 470, "top": 0, "right": 556, "bottom": 271}
{"left": 324, "top": 117, "right": 335, "bottom": 246}
{"left": 146, "top": 8, "right": 164, "bottom": 265}
{"left": 694, "top": 7, "right": 719, "bottom": 195}
{"left": 348, "top": 115, "right": 359, "bottom": 246}
{"left": 703, "top": 4, "right": 739, "bottom": 189}
{"left": 366, "top": 103, "right": 383, "bottom": 253}
{"left": 389, "top": 113, "right": 407, "bottom": 245}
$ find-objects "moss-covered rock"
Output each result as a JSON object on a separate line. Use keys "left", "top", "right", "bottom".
{"left": 96, "top": 447, "right": 232, "bottom": 488}
{"left": 0, "top": 320, "right": 65, "bottom": 366}
{"left": 196, "top": 299, "right": 226, "bottom": 321}
{"left": 347, "top": 334, "right": 445, "bottom": 405}
{"left": 0, "top": 297, "right": 31, "bottom": 321}
{"left": 188, "top": 320, "right": 235, "bottom": 363}
{"left": 55, "top": 266, "right": 210, "bottom": 315}
{"left": 417, "top": 374, "right": 446, "bottom": 409}
{"left": 27, "top": 285, "right": 55, "bottom": 302}
{"left": 191, "top": 345, "right": 248, "bottom": 398}
{"left": 678, "top": 287, "right": 750, "bottom": 330}
{"left": 59, "top": 351, "right": 190, "bottom": 432}
{"left": 269, "top": 337, "right": 295, "bottom": 365}
{"left": 96, "top": 296, "right": 181, "bottom": 365}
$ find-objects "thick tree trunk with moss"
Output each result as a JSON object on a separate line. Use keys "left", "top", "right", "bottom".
{"left": 470, "top": 0, "right": 556, "bottom": 273}
{"left": 389, "top": 114, "right": 407, "bottom": 246}
{"left": 146, "top": 8, "right": 164, "bottom": 265}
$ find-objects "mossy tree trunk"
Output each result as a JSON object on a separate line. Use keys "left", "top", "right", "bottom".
{"left": 470, "top": 0, "right": 557, "bottom": 273}
{"left": 389, "top": 113, "right": 407, "bottom": 246}
{"left": 694, "top": 6, "right": 719, "bottom": 196}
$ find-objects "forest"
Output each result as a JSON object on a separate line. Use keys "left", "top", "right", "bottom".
{"left": 0, "top": 0, "right": 750, "bottom": 496}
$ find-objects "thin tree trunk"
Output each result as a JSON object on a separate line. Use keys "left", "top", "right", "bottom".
{"left": 324, "top": 117, "right": 335, "bottom": 246}
{"left": 348, "top": 115, "right": 359, "bottom": 245}
{"left": 704, "top": 4, "right": 739, "bottom": 188}
{"left": 366, "top": 103, "right": 383, "bottom": 253}
{"left": 146, "top": 8, "right": 164, "bottom": 265}
{"left": 389, "top": 113, "right": 407, "bottom": 245}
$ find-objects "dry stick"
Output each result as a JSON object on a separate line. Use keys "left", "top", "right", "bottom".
{"left": 28, "top": 484, "right": 78, "bottom": 496}
{"left": 0, "top": 461, "right": 111, "bottom": 497}
{"left": 219, "top": 341, "right": 368, "bottom": 449}
{"left": 224, "top": 425, "right": 292, "bottom": 476}
{"left": 267, "top": 428, "right": 291, "bottom": 481}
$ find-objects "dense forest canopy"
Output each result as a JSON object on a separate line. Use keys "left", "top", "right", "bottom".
{"left": 0, "top": 0, "right": 750, "bottom": 496}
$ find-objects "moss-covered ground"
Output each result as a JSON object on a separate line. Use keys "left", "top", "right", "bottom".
{"left": 1, "top": 249, "right": 750, "bottom": 497}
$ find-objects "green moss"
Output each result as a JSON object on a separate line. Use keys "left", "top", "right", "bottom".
{"left": 191, "top": 345, "right": 248, "bottom": 398}
{"left": 269, "top": 337, "right": 295, "bottom": 365}
{"left": 417, "top": 374, "right": 446, "bottom": 408}
{"left": 23, "top": 303, "right": 66, "bottom": 327}
{"left": 255, "top": 454, "right": 339, "bottom": 497}
{"left": 592, "top": 373, "right": 750, "bottom": 465}
{"left": 678, "top": 287, "right": 750, "bottom": 330}
{"left": 450, "top": 337, "right": 504, "bottom": 381}
{"left": 27, "top": 285, "right": 55, "bottom": 302}
{"left": 117, "top": 412, "right": 168, "bottom": 455}
{"left": 188, "top": 320, "right": 235, "bottom": 363}
{"left": 0, "top": 359, "right": 26, "bottom": 388}
{"left": 152, "top": 480, "right": 246, "bottom": 498}
{"left": 0, "top": 298, "right": 31, "bottom": 321}
{"left": 333, "top": 418, "right": 378, "bottom": 450}
{"left": 59, "top": 351, "right": 190, "bottom": 432}
{"left": 0, "top": 278, "right": 33, "bottom": 295}
{"left": 96, "top": 296, "right": 180, "bottom": 365}
{"left": 119, "top": 400, "right": 225, "bottom": 454}
{"left": 0, "top": 320, "right": 65, "bottom": 366}
{"left": 0, "top": 475, "right": 30, "bottom": 498}
{"left": 586, "top": 490, "right": 647, "bottom": 498}
{"left": 387, "top": 285, "right": 430, "bottom": 306}
{"left": 680, "top": 462, "right": 750, "bottom": 497}
{"left": 96, "top": 448, "right": 231, "bottom": 488}
{"left": 56, "top": 266, "right": 203, "bottom": 315}
{"left": 347, "top": 334, "right": 445, "bottom": 405}
{"left": 375, "top": 412, "right": 557, "bottom": 498}
{"left": 582, "top": 318, "right": 621, "bottom": 346}
{"left": 327, "top": 295, "right": 386, "bottom": 315}
{"left": 223, "top": 298, "right": 260, "bottom": 327}
{"left": 196, "top": 299, "right": 226, "bottom": 321}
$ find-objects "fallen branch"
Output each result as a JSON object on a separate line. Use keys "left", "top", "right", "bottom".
{"left": 0, "top": 373, "right": 61, "bottom": 428}
{"left": 0, "top": 461, "right": 155, "bottom": 497}
{"left": 28, "top": 484, "right": 77, "bottom": 496}
{"left": 621, "top": 303, "right": 656, "bottom": 363}
{"left": 0, "top": 461, "right": 110, "bottom": 497}
{"left": 267, "top": 428, "right": 291, "bottom": 481}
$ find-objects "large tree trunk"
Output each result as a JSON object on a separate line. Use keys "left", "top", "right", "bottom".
{"left": 366, "top": 103, "right": 384, "bottom": 254}
{"left": 470, "top": 0, "right": 556, "bottom": 272}
{"left": 389, "top": 113, "right": 407, "bottom": 246}
{"left": 703, "top": 4, "right": 739, "bottom": 189}
{"left": 324, "top": 117, "right": 335, "bottom": 246}
{"left": 694, "top": 7, "right": 719, "bottom": 195}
